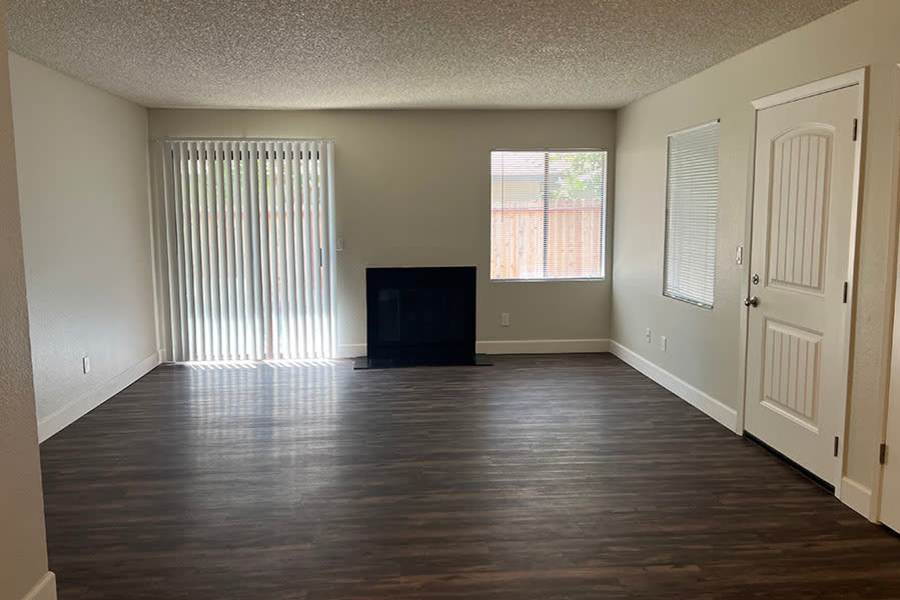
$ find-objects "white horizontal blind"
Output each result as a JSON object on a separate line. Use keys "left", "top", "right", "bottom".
{"left": 154, "top": 140, "right": 336, "bottom": 362}
{"left": 664, "top": 122, "right": 720, "bottom": 308}
{"left": 491, "top": 151, "right": 606, "bottom": 280}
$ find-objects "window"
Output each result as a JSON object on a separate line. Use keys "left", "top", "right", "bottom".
{"left": 490, "top": 150, "right": 607, "bottom": 280}
{"left": 664, "top": 121, "right": 720, "bottom": 308}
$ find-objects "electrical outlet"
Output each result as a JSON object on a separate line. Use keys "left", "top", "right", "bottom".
{"left": 82, "top": 355, "right": 91, "bottom": 374}
{"left": 660, "top": 336, "right": 668, "bottom": 352}
{"left": 644, "top": 328, "right": 652, "bottom": 343}
{"left": 500, "top": 312, "right": 510, "bottom": 327}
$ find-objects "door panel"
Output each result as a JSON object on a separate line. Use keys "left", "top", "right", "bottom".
{"left": 762, "top": 320, "right": 820, "bottom": 428}
{"left": 767, "top": 129, "right": 831, "bottom": 294}
{"left": 745, "top": 85, "right": 858, "bottom": 485}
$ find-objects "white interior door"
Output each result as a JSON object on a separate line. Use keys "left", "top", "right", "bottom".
{"left": 745, "top": 84, "right": 859, "bottom": 486}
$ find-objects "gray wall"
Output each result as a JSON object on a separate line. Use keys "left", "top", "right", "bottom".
{"left": 9, "top": 52, "right": 158, "bottom": 437}
{"left": 613, "top": 0, "right": 899, "bottom": 495}
{"left": 149, "top": 109, "right": 616, "bottom": 355}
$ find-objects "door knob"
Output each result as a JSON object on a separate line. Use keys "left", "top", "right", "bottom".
{"left": 744, "top": 296, "right": 760, "bottom": 307}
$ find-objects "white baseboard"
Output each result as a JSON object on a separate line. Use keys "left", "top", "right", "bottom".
{"left": 21, "top": 572, "right": 56, "bottom": 600}
{"left": 337, "top": 339, "right": 610, "bottom": 358}
{"left": 38, "top": 351, "right": 161, "bottom": 442}
{"left": 609, "top": 340, "right": 739, "bottom": 433}
{"left": 477, "top": 338, "right": 610, "bottom": 354}
{"left": 840, "top": 476, "right": 874, "bottom": 520}
{"left": 336, "top": 343, "right": 367, "bottom": 359}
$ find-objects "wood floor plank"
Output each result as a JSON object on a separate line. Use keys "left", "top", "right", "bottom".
{"left": 39, "top": 354, "right": 900, "bottom": 599}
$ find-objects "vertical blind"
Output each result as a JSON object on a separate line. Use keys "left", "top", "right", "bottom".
{"left": 664, "top": 121, "right": 720, "bottom": 308}
{"left": 490, "top": 150, "right": 607, "bottom": 280}
{"left": 153, "top": 139, "right": 336, "bottom": 362}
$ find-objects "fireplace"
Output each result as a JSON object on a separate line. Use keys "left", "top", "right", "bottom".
{"left": 355, "top": 266, "right": 488, "bottom": 368}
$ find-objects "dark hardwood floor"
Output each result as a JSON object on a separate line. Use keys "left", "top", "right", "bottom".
{"left": 40, "top": 354, "right": 900, "bottom": 599}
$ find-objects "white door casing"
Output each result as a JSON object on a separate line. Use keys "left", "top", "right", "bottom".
{"left": 745, "top": 84, "right": 860, "bottom": 486}
{"left": 883, "top": 305, "right": 900, "bottom": 532}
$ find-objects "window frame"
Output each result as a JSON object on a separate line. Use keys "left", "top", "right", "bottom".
{"left": 662, "top": 120, "right": 720, "bottom": 309}
{"left": 489, "top": 147, "right": 610, "bottom": 283}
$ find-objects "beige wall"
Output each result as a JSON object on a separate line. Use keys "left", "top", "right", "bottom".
{"left": 0, "top": 4, "right": 56, "bottom": 600}
{"left": 9, "top": 52, "right": 158, "bottom": 438}
{"left": 613, "top": 0, "right": 899, "bottom": 498}
{"left": 149, "top": 109, "right": 616, "bottom": 354}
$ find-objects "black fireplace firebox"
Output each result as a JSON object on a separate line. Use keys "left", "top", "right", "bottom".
{"left": 355, "top": 266, "right": 489, "bottom": 369}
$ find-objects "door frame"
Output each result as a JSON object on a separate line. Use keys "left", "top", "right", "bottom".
{"left": 738, "top": 68, "right": 868, "bottom": 502}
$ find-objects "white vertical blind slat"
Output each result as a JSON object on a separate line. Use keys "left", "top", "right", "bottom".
{"left": 212, "top": 141, "right": 227, "bottom": 359}
{"left": 300, "top": 142, "right": 315, "bottom": 355}
{"left": 278, "top": 142, "right": 291, "bottom": 358}
{"left": 218, "top": 142, "right": 235, "bottom": 358}
{"left": 270, "top": 142, "right": 283, "bottom": 358}
{"left": 157, "top": 139, "right": 336, "bottom": 362}
{"left": 225, "top": 142, "right": 247, "bottom": 360}
{"left": 283, "top": 143, "right": 299, "bottom": 359}
{"left": 203, "top": 141, "right": 220, "bottom": 359}
{"left": 188, "top": 142, "right": 206, "bottom": 359}
{"left": 248, "top": 141, "right": 263, "bottom": 359}
{"left": 258, "top": 142, "right": 273, "bottom": 358}
{"left": 176, "top": 143, "right": 194, "bottom": 360}
{"left": 159, "top": 144, "right": 178, "bottom": 360}
{"left": 323, "top": 141, "right": 337, "bottom": 357}
{"left": 291, "top": 143, "right": 308, "bottom": 354}
{"left": 272, "top": 142, "right": 285, "bottom": 358}
{"left": 309, "top": 142, "right": 323, "bottom": 358}
{"left": 200, "top": 143, "right": 211, "bottom": 359}
{"left": 236, "top": 142, "right": 252, "bottom": 359}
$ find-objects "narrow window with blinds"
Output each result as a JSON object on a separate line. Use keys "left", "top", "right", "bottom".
{"left": 153, "top": 139, "right": 337, "bottom": 362}
{"left": 491, "top": 150, "right": 607, "bottom": 280}
{"left": 663, "top": 121, "right": 720, "bottom": 308}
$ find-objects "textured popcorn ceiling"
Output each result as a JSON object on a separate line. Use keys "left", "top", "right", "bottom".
{"left": 7, "top": 0, "right": 853, "bottom": 109}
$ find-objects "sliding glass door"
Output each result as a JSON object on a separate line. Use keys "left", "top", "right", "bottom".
{"left": 153, "top": 139, "right": 336, "bottom": 361}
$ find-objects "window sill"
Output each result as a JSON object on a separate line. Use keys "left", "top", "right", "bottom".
{"left": 663, "top": 292, "right": 713, "bottom": 310}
